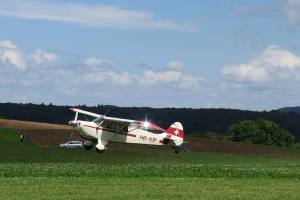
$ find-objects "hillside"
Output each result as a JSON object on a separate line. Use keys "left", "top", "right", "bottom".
{"left": 279, "top": 106, "right": 300, "bottom": 114}
{"left": 0, "top": 119, "right": 297, "bottom": 157}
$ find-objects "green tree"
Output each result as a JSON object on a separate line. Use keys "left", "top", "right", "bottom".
{"left": 228, "top": 120, "right": 259, "bottom": 143}
{"left": 227, "top": 119, "right": 295, "bottom": 147}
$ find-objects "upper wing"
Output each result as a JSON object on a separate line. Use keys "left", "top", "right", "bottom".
{"left": 70, "top": 108, "right": 100, "bottom": 118}
{"left": 70, "top": 108, "right": 136, "bottom": 123}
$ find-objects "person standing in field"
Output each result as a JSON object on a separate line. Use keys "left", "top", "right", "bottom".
{"left": 20, "top": 132, "right": 24, "bottom": 143}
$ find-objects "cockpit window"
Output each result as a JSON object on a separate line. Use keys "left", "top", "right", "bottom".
{"left": 100, "top": 120, "right": 129, "bottom": 134}
{"left": 93, "top": 117, "right": 104, "bottom": 125}
{"left": 131, "top": 121, "right": 165, "bottom": 134}
{"left": 142, "top": 127, "right": 165, "bottom": 134}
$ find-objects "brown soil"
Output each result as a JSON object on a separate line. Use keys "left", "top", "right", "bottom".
{"left": 0, "top": 119, "right": 74, "bottom": 146}
{"left": 186, "top": 136, "right": 295, "bottom": 157}
{"left": 0, "top": 119, "right": 297, "bottom": 156}
{"left": 0, "top": 119, "right": 71, "bottom": 130}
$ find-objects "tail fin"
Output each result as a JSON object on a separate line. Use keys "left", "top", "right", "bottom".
{"left": 166, "top": 122, "right": 184, "bottom": 139}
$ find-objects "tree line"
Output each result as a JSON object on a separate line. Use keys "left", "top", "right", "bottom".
{"left": 1, "top": 102, "right": 300, "bottom": 142}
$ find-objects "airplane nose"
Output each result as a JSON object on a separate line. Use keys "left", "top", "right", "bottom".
{"left": 69, "top": 120, "right": 81, "bottom": 126}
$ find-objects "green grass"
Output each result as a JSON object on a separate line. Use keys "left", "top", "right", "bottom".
{"left": 1, "top": 178, "right": 300, "bottom": 200}
{"left": 1, "top": 127, "right": 300, "bottom": 199}
{"left": 1, "top": 128, "right": 300, "bottom": 165}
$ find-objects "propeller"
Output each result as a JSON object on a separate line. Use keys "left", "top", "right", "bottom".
{"left": 69, "top": 111, "right": 80, "bottom": 138}
{"left": 69, "top": 121, "right": 81, "bottom": 138}
{"left": 69, "top": 124, "right": 74, "bottom": 139}
{"left": 70, "top": 126, "right": 74, "bottom": 138}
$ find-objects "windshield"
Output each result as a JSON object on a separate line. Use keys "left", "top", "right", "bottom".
{"left": 93, "top": 117, "right": 104, "bottom": 125}
{"left": 133, "top": 121, "right": 166, "bottom": 134}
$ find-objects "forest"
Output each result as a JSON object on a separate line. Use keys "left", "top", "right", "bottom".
{"left": 1, "top": 102, "right": 300, "bottom": 141}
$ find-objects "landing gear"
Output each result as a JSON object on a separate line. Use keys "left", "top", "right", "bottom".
{"left": 172, "top": 142, "right": 189, "bottom": 154}
{"left": 83, "top": 140, "right": 93, "bottom": 151}
{"left": 84, "top": 145, "right": 93, "bottom": 151}
{"left": 95, "top": 139, "right": 107, "bottom": 154}
{"left": 96, "top": 148, "right": 105, "bottom": 154}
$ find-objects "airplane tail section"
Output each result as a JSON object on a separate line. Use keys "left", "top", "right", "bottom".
{"left": 166, "top": 122, "right": 184, "bottom": 140}
{"left": 166, "top": 122, "right": 188, "bottom": 154}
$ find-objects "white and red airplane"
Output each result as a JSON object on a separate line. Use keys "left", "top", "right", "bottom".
{"left": 69, "top": 108, "right": 187, "bottom": 154}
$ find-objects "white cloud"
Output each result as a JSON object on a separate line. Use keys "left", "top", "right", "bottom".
{"left": 84, "top": 57, "right": 113, "bottom": 68}
{"left": 0, "top": 0, "right": 198, "bottom": 31}
{"left": 166, "top": 61, "right": 185, "bottom": 71}
{"left": 0, "top": 40, "right": 17, "bottom": 49}
{"left": 84, "top": 71, "right": 132, "bottom": 86}
{"left": 82, "top": 68, "right": 200, "bottom": 90}
{"left": 109, "top": 71, "right": 132, "bottom": 86}
{"left": 260, "top": 45, "right": 300, "bottom": 69}
{"left": 0, "top": 41, "right": 59, "bottom": 70}
{"left": 222, "top": 45, "right": 300, "bottom": 83}
{"left": 138, "top": 70, "right": 199, "bottom": 90}
{"left": 0, "top": 40, "right": 26, "bottom": 70}
{"left": 0, "top": 39, "right": 204, "bottom": 109}
{"left": 223, "top": 63, "right": 271, "bottom": 82}
{"left": 31, "top": 49, "right": 58, "bottom": 64}
{"left": 283, "top": 0, "right": 300, "bottom": 24}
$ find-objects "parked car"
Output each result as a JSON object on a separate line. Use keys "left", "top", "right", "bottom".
{"left": 59, "top": 141, "right": 82, "bottom": 149}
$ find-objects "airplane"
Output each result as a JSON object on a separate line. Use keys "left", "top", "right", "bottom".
{"left": 68, "top": 108, "right": 187, "bottom": 154}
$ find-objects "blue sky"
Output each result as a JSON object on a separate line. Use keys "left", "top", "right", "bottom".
{"left": 0, "top": 0, "right": 300, "bottom": 110}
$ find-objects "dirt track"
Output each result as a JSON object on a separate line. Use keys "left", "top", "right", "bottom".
{"left": 0, "top": 119, "right": 297, "bottom": 156}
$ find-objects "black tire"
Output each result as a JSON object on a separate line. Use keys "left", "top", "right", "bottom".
{"left": 174, "top": 150, "right": 179, "bottom": 154}
{"left": 96, "top": 148, "right": 105, "bottom": 154}
{"left": 84, "top": 145, "right": 93, "bottom": 151}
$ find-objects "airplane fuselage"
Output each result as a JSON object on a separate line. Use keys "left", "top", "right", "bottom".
{"left": 75, "top": 121, "right": 167, "bottom": 146}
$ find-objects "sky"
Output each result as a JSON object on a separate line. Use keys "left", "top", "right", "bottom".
{"left": 0, "top": 0, "right": 300, "bottom": 110}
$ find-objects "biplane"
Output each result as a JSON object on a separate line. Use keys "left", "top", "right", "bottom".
{"left": 69, "top": 108, "right": 187, "bottom": 154}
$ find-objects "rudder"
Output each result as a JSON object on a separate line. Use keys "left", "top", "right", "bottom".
{"left": 166, "top": 122, "right": 184, "bottom": 139}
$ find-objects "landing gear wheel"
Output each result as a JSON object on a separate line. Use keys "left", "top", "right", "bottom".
{"left": 174, "top": 150, "right": 179, "bottom": 154}
{"left": 96, "top": 148, "right": 105, "bottom": 154}
{"left": 84, "top": 145, "right": 93, "bottom": 151}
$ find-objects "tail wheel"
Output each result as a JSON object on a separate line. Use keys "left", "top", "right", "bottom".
{"left": 173, "top": 142, "right": 189, "bottom": 154}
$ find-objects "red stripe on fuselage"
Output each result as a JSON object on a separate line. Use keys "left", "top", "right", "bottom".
{"left": 127, "top": 133, "right": 136, "bottom": 137}
{"left": 84, "top": 124, "right": 98, "bottom": 129}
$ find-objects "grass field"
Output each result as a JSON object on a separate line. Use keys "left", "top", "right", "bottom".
{"left": 1, "top": 127, "right": 300, "bottom": 199}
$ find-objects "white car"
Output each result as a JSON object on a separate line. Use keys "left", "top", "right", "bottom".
{"left": 59, "top": 141, "right": 82, "bottom": 149}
